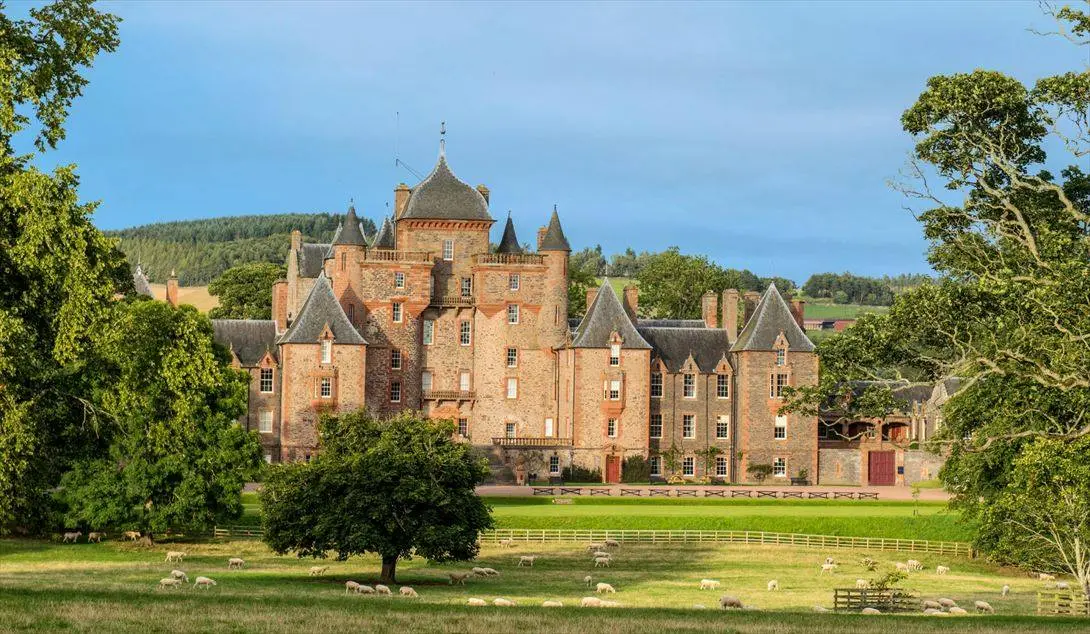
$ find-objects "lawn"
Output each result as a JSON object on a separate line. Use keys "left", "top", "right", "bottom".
{"left": 802, "top": 301, "right": 889, "bottom": 320}
{"left": 0, "top": 538, "right": 1077, "bottom": 633}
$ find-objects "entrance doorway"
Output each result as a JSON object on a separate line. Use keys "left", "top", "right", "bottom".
{"left": 605, "top": 456, "right": 621, "bottom": 484}
{"left": 867, "top": 451, "right": 895, "bottom": 486}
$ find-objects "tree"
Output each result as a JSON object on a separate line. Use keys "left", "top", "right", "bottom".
{"left": 636, "top": 247, "right": 732, "bottom": 319}
{"left": 262, "top": 411, "right": 493, "bottom": 583}
{"left": 747, "top": 463, "right": 773, "bottom": 483}
{"left": 59, "top": 300, "right": 262, "bottom": 537}
{"left": 209, "top": 262, "right": 286, "bottom": 319}
{"left": 567, "top": 255, "right": 599, "bottom": 316}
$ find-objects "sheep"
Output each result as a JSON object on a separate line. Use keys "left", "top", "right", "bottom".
{"left": 492, "top": 598, "right": 515, "bottom": 607}
{"left": 1038, "top": 572, "right": 1055, "bottom": 581}
{"left": 719, "top": 595, "right": 743, "bottom": 609}
{"left": 860, "top": 607, "right": 881, "bottom": 615}
{"left": 860, "top": 556, "right": 877, "bottom": 569}
{"left": 766, "top": 579, "right": 779, "bottom": 591}
{"left": 1001, "top": 584, "right": 1010, "bottom": 597}
{"left": 357, "top": 585, "right": 375, "bottom": 594}
{"left": 87, "top": 532, "right": 106, "bottom": 543}
{"left": 923, "top": 608, "right": 943, "bottom": 615}
{"left": 345, "top": 581, "right": 362, "bottom": 595}
{"left": 938, "top": 598, "right": 957, "bottom": 608}
{"left": 812, "top": 606, "right": 829, "bottom": 613}
{"left": 481, "top": 567, "right": 499, "bottom": 576}
{"left": 586, "top": 543, "right": 604, "bottom": 552}
{"left": 448, "top": 572, "right": 470, "bottom": 585}
{"left": 974, "top": 600, "right": 994, "bottom": 614}
{"left": 308, "top": 566, "right": 329, "bottom": 576}
{"left": 194, "top": 576, "right": 217, "bottom": 589}
{"left": 123, "top": 531, "right": 141, "bottom": 541}
{"left": 600, "top": 600, "right": 620, "bottom": 608}
{"left": 62, "top": 531, "right": 82, "bottom": 543}
{"left": 699, "top": 579, "right": 720, "bottom": 590}
{"left": 584, "top": 575, "right": 593, "bottom": 587}
{"left": 936, "top": 565, "right": 950, "bottom": 575}
{"left": 855, "top": 579, "right": 869, "bottom": 589}
{"left": 948, "top": 606, "right": 968, "bottom": 615}
{"left": 604, "top": 538, "right": 620, "bottom": 548}
{"left": 820, "top": 563, "right": 837, "bottom": 574}
{"left": 227, "top": 557, "right": 245, "bottom": 570}
{"left": 399, "top": 586, "right": 418, "bottom": 598}
{"left": 592, "top": 551, "right": 612, "bottom": 559}
{"left": 541, "top": 600, "right": 563, "bottom": 607}
{"left": 466, "top": 598, "right": 487, "bottom": 607}
{"left": 472, "top": 567, "right": 488, "bottom": 576}
{"left": 921, "top": 600, "right": 941, "bottom": 610}
{"left": 593, "top": 556, "right": 611, "bottom": 568}
{"left": 170, "top": 570, "right": 189, "bottom": 583}
{"left": 517, "top": 555, "right": 536, "bottom": 567}
{"left": 894, "top": 562, "right": 910, "bottom": 572}
{"left": 693, "top": 604, "right": 706, "bottom": 610}
{"left": 165, "top": 551, "right": 186, "bottom": 563}
{"left": 1055, "top": 581, "right": 1070, "bottom": 590}
{"left": 906, "top": 559, "right": 923, "bottom": 571}
{"left": 375, "top": 584, "right": 391, "bottom": 595}
{"left": 157, "top": 578, "right": 182, "bottom": 589}
{"left": 498, "top": 539, "right": 514, "bottom": 548}
{"left": 580, "top": 596, "right": 602, "bottom": 608}
{"left": 824, "top": 556, "right": 837, "bottom": 565}
{"left": 596, "top": 582, "right": 616, "bottom": 594}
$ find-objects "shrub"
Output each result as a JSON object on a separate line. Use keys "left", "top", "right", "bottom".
{"left": 747, "top": 463, "right": 773, "bottom": 483}
{"left": 621, "top": 455, "right": 651, "bottom": 483}
{"left": 562, "top": 465, "right": 601, "bottom": 483}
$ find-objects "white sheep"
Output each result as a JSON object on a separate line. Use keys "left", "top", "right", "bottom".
{"left": 481, "top": 567, "right": 499, "bottom": 576}
{"left": 936, "top": 565, "right": 950, "bottom": 575}
{"left": 472, "top": 567, "right": 488, "bottom": 576}
{"left": 700, "top": 579, "right": 720, "bottom": 590}
{"left": 861, "top": 607, "right": 881, "bottom": 615}
{"left": 600, "top": 600, "right": 620, "bottom": 608}
{"left": 894, "top": 562, "right": 909, "bottom": 572}
{"left": 492, "top": 598, "right": 515, "bottom": 607}
{"left": 974, "top": 600, "right": 994, "bottom": 614}
{"left": 375, "top": 584, "right": 391, "bottom": 595}
{"left": 449, "top": 572, "right": 470, "bottom": 585}
{"left": 584, "top": 575, "right": 593, "bottom": 586}
{"left": 821, "top": 563, "right": 837, "bottom": 574}
{"left": 921, "top": 600, "right": 941, "bottom": 610}
{"left": 345, "top": 581, "right": 362, "bottom": 595}
{"left": 719, "top": 595, "right": 743, "bottom": 609}
{"left": 123, "top": 531, "right": 141, "bottom": 541}
{"left": 593, "top": 556, "right": 610, "bottom": 568}
{"left": 855, "top": 579, "right": 869, "bottom": 589}
{"left": 580, "top": 597, "right": 602, "bottom": 608}
{"left": 498, "top": 539, "right": 514, "bottom": 548}
{"left": 1001, "top": 584, "right": 1010, "bottom": 597}
{"left": 1055, "top": 581, "right": 1070, "bottom": 590}
{"left": 824, "top": 556, "right": 837, "bottom": 565}
{"left": 693, "top": 604, "right": 706, "bottom": 609}
{"left": 948, "top": 606, "right": 967, "bottom": 615}
{"left": 1038, "top": 572, "right": 1055, "bottom": 581}
{"left": 466, "top": 598, "right": 487, "bottom": 607}
{"left": 87, "top": 532, "right": 106, "bottom": 543}
{"left": 62, "top": 531, "right": 82, "bottom": 543}
{"left": 938, "top": 598, "right": 957, "bottom": 608}
{"left": 194, "top": 576, "right": 217, "bottom": 589}
{"left": 767, "top": 579, "right": 779, "bottom": 591}
{"left": 165, "top": 551, "right": 186, "bottom": 563}
{"left": 399, "top": 586, "right": 418, "bottom": 598}
{"left": 906, "top": 559, "right": 922, "bottom": 571}
{"left": 227, "top": 557, "right": 245, "bottom": 569}
{"left": 170, "top": 570, "right": 189, "bottom": 583}
{"left": 923, "top": 608, "right": 943, "bottom": 615}
{"left": 596, "top": 582, "right": 615, "bottom": 594}
{"left": 812, "top": 606, "right": 829, "bottom": 613}
{"left": 157, "top": 578, "right": 182, "bottom": 589}
{"left": 592, "top": 551, "right": 611, "bottom": 559}
{"left": 518, "top": 555, "right": 536, "bottom": 567}
{"left": 308, "top": 566, "right": 328, "bottom": 576}
{"left": 541, "top": 600, "right": 563, "bottom": 607}
{"left": 357, "top": 585, "right": 375, "bottom": 594}
{"left": 604, "top": 538, "right": 620, "bottom": 548}
{"left": 586, "top": 543, "right": 604, "bottom": 552}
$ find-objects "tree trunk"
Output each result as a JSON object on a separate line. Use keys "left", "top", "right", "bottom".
{"left": 380, "top": 555, "right": 397, "bottom": 584}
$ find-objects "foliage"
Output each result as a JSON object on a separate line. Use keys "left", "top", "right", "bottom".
{"left": 621, "top": 455, "right": 651, "bottom": 483}
{"left": 561, "top": 464, "right": 601, "bottom": 483}
{"left": 637, "top": 247, "right": 741, "bottom": 319}
{"left": 747, "top": 463, "right": 773, "bottom": 483}
{"left": 695, "top": 446, "right": 722, "bottom": 477}
{"left": 261, "top": 410, "right": 493, "bottom": 582}
{"left": 566, "top": 253, "right": 599, "bottom": 316}
{"left": 802, "top": 272, "right": 895, "bottom": 305}
{"left": 208, "top": 262, "right": 286, "bottom": 319}
{"left": 659, "top": 443, "right": 683, "bottom": 475}
{"left": 869, "top": 570, "right": 908, "bottom": 591}
{"left": 58, "top": 301, "right": 262, "bottom": 536}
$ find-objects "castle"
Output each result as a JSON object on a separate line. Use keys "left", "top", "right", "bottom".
{"left": 176, "top": 141, "right": 942, "bottom": 485}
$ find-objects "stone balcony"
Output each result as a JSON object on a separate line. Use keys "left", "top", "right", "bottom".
{"left": 473, "top": 253, "right": 545, "bottom": 266}
{"left": 492, "top": 437, "right": 574, "bottom": 448}
{"left": 363, "top": 249, "right": 434, "bottom": 264}
{"left": 422, "top": 389, "right": 476, "bottom": 401}
{"left": 430, "top": 294, "right": 475, "bottom": 308}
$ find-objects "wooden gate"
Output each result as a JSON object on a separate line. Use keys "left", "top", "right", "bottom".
{"left": 605, "top": 456, "right": 621, "bottom": 484}
{"left": 868, "top": 451, "right": 895, "bottom": 486}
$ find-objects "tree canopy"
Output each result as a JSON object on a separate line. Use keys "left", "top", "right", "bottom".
{"left": 208, "top": 262, "right": 286, "bottom": 320}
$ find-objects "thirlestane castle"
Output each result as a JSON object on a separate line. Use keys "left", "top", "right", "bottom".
{"left": 141, "top": 140, "right": 950, "bottom": 486}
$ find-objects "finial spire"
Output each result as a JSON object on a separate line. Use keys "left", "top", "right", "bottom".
{"left": 439, "top": 121, "right": 446, "bottom": 158}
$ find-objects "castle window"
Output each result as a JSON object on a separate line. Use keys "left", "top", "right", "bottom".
{"left": 683, "top": 456, "right": 695, "bottom": 476}
{"left": 458, "top": 418, "right": 468, "bottom": 437}
{"left": 505, "top": 422, "right": 516, "bottom": 438}
{"left": 773, "top": 457, "right": 787, "bottom": 477}
{"left": 650, "top": 456, "right": 662, "bottom": 476}
{"left": 509, "top": 273, "right": 520, "bottom": 291}
{"left": 683, "top": 374, "right": 695, "bottom": 398}
{"left": 460, "top": 371, "right": 472, "bottom": 392}
{"left": 421, "top": 371, "right": 432, "bottom": 393}
{"left": 506, "top": 347, "right": 518, "bottom": 368}
{"left": 770, "top": 373, "right": 788, "bottom": 398}
{"left": 544, "top": 417, "right": 554, "bottom": 437}
{"left": 423, "top": 320, "right": 434, "bottom": 345}
{"left": 461, "top": 277, "right": 472, "bottom": 298}
{"left": 259, "top": 410, "right": 273, "bottom": 433}
{"left": 321, "top": 340, "right": 332, "bottom": 364}
{"left": 260, "top": 368, "right": 274, "bottom": 393}
{"left": 459, "top": 321, "right": 471, "bottom": 346}
{"left": 319, "top": 377, "right": 332, "bottom": 398}
{"left": 392, "top": 302, "right": 403, "bottom": 323}
{"left": 683, "top": 414, "right": 695, "bottom": 439}
{"left": 347, "top": 304, "right": 355, "bottom": 323}
{"left": 716, "top": 415, "right": 730, "bottom": 439}
{"left": 443, "top": 240, "right": 454, "bottom": 261}
{"left": 776, "top": 348, "right": 786, "bottom": 366}
{"left": 390, "top": 348, "right": 401, "bottom": 370}
{"left": 715, "top": 456, "right": 728, "bottom": 477}
{"left": 716, "top": 374, "right": 729, "bottom": 399}
{"left": 394, "top": 271, "right": 405, "bottom": 289}
{"left": 506, "top": 377, "right": 519, "bottom": 399}
{"left": 605, "top": 379, "right": 621, "bottom": 401}
{"left": 549, "top": 455, "right": 560, "bottom": 474}
{"left": 340, "top": 252, "right": 346, "bottom": 271}
{"left": 774, "top": 414, "right": 787, "bottom": 440}
{"left": 649, "top": 414, "right": 662, "bottom": 439}
{"left": 607, "top": 418, "right": 617, "bottom": 438}
{"left": 390, "top": 381, "right": 401, "bottom": 403}
{"left": 609, "top": 343, "right": 620, "bottom": 366}
{"left": 650, "top": 372, "right": 662, "bottom": 398}
{"left": 507, "top": 304, "right": 519, "bottom": 324}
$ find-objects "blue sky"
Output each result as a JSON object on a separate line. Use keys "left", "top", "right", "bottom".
{"left": 31, "top": 0, "right": 1081, "bottom": 282}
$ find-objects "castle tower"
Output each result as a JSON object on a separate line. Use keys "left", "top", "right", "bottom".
{"left": 537, "top": 207, "right": 571, "bottom": 350}
{"left": 327, "top": 204, "right": 367, "bottom": 327}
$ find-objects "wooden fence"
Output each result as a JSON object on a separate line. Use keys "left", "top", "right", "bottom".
{"left": 833, "top": 588, "right": 919, "bottom": 612}
{"left": 1037, "top": 591, "right": 1089, "bottom": 616}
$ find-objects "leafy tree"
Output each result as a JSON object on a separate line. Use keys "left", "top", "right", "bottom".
{"left": 636, "top": 248, "right": 732, "bottom": 319}
{"left": 208, "top": 262, "right": 286, "bottom": 319}
{"left": 59, "top": 300, "right": 262, "bottom": 537}
{"left": 566, "top": 255, "right": 599, "bottom": 316}
{"left": 262, "top": 410, "right": 493, "bottom": 583}
{"left": 802, "top": 272, "right": 894, "bottom": 305}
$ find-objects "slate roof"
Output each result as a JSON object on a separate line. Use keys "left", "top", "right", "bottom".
{"left": 372, "top": 216, "right": 395, "bottom": 249}
{"left": 731, "top": 283, "right": 815, "bottom": 352}
{"left": 639, "top": 319, "right": 706, "bottom": 328}
{"left": 299, "top": 243, "right": 331, "bottom": 278}
{"left": 638, "top": 326, "right": 732, "bottom": 373}
{"left": 132, "top": 265, "right": 153, "bottom": 297}
{"left": 496, "top": 214, "right": 522, "bottom": 254}
{"left": 278, "top": 273, "right": 367, "bottom": 345}
{"left": 212, "top": 319, "right": 278, "bottom": 366}
{"left": 538, "top": 208, "right": 570, "bottom": 251}
{"left": 401, "top": 155, "right": 492, "bottom": 222}
{"left": 333, "top": 206, "right": 367, "bottom": 246}
{"left": 572, "top": 280, "right": 651, "bottom": 349}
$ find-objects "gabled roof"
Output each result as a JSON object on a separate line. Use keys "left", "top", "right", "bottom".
{"left": 731, "top": 283, "right": 815, "bottom": 352}
{"left": 638, "top": 327, "right": 732, "bottom": 373}
{"left": 572, "top": 280, "right": 651, "bottom": 349}
{"left": 299, "top": 243, "right": 330, "bottom": 278}
{"left": 278, "top": 273, "right": 366, "bottom": 345}
{"left": 401, "top": 154, "right": 492, "bottom": 222}
{"left": 333, "top": 205, "right": 367, "bottom": 246}
{"left": 372, "top": 216, "right": 395, "bottom": 249}
{"left": 212, "top": 319, "right": 279, "bottom": 366}
{"left": 539, "top": 208, "right": 570, "bottom": 251}
{"left": 496, "top": 214, "right": 522, "bottom": 254}
{"left": 133, "top": 265, "right": 153, "bottom": 297}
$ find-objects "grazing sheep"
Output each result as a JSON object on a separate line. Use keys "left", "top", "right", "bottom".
{"left": 923, "top": 608, "right": 942, "bottom": 615}
{"left": 1038, "top": 573, "right": 1055, "bottom": 581}
{"left": 938, "top": 598, "right": 957, "bottom": 608}
{"left": 518, "top": 555, "right": 536, "bottom": 567}
{"left": 894, "top": 562, "right": 910, "bottom": 572}
{"left": 194, "top": 576, "right": 217, "bottom": 589}
{"left": 596, "top": 582, "right": 616, "bottom": 594}
{"left": 584, "top": 575, "right": 593, "bottom": 586}
{"left": 467, "top": 598, "right": 487, "bottom": 607}
{"left": 936, "top": 565, "right": 950, "bottom": 575}
{"left": 399, "top": 586, "right": 418, "bottom": 598}
{"left": 87, "top": 532, "right": 106, "bottom": 543}
{"left": 860, "top": 556, "right": 877, "bottom": 569}
{"left": 600, "top": 600, "right": 620, "bottom": 608}
{"left": 767, "top": 580, "right": 779, "bottom": 591}
{"left": 719, "top": 595, "right": 743, "bottom": 609}
{"left": 498, "top": 539, "right": 514, "bottom": 548}
{"left": 157, "top": 578, "right": 182, "bottom": 589}
{"left": 700, "top": 579, "right": 720, "bottom": 590}
{"left": 481, "top": 567, "right": 499, "bottom": 576}
{"left": 861, "top": 607, "right": 881, "bottom": 615}
{"left": 62, "top": 531, "right": 82, "bottom": 543}
{"left": 375, "top": 584, "right": 391, "bottom": 595}
{"left": 170, "top": 570, "right": 189, "bottom": 583}
{"left": 123, "top": 531, "right": 141, "bottom": 541}
{"left": 593, "top": 556, "right": 610, "bottom": 568}
{"left": 974, "top": 600, "right": 994, "bottom": 614}
{"left": 824, "top": 557, "right": 837, "bottom": 565}
{"left": 1001, "top": 584, "right": 1010, "bottom": 597}
{"left": 227, "top": 557, "right": 245, "bottom": 569}
{"left": 586, "top": 543, "right": 604, "bottom": 552}
{"left": 948, "top": 606, "right": 968, "bottom": 615}
{"left": 448, "top": 572, "right": 471, "bottom": 585}
{"left": 345, "top": 581, "right": 362, "bottom": 595}
{"left": 906, "top": 559, "right": 923, "bottom": 571}
{"left": 604, "top": 538, "right": 620, "bottom": 548}
{"left": 821, "top": 563, "right": 837, "bottom": 574}
{"left": 592, "top": 551, "right": 611, "bottom": 559}
{"left": 693, "top": 604, "right": 706, "bottom": 610}
{"left": 921, "top": 600, "right": 941, "bottom": 610}
{"left": 357, "top": 585, "right": 375, "bottom": 594}
{"left": 308, "top": 566, "right": 328, "bottom": 576}
{"left": 1055, "top": 581, "right": 1070, "bottom": 590}
{"left": 856, "top": 579, "right": 869, "bottom": 589}
{"left": 492, "top": 598, "right": 515, "bottom": 607}
{"left": 165, "top": 551, "right": 186, "bottom": 563}
{"left": 542, "top": 600, "right": 563, "bottom": 607}
{"left": 812, "top": 606, "right": 829, "bottom": 613}
{"left": 580, "top": 596, "right": 602, "bottom": 608}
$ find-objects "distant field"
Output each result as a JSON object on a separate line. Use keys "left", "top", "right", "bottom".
{"left": 149, "top": 284, "right": 218, "bottom": 313}
{"left": 803, "top": 301, "right": 889, "bottom": 320}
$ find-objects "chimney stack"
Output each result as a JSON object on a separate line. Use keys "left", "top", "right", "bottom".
{"left": 290, "top": 229, "right": 302, "bottom": 252}
{"left": 743, "top": 291, "right": 761, "bottom": 326}
{"left": 272, "top": 280, "right": 288, "bottom": 333}
{"left": 722, "top": 288, "right": 739, "bottom": 341}
{"left": 537, "top": 227, "right": 547, "bottom": 250}
{"left": 586, "top": 287, "right": 599, "bottom": 312}
{"left": 701, "top": 291, "right": 718, "bottom": 328}
{"left": 394, "top": 183, "right": 411, "bottom": 219}
{"left": 166, "top": 269, "right": 179, "bottom": 308}
{"left": 623, "top": 285, "right": 639, "bottom": 321}
{"left": 790, "top": 298, "right": 806, "bottom": 330}
{"left": 476, "top": 184, "right": 490, "bottom": 204}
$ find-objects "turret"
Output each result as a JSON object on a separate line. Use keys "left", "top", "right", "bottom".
{"left": 538, "top": 206, "right": 571, "bottom": 348}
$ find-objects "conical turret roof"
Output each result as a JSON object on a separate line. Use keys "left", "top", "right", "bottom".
{"left": 496, "top": 214, "right": 522, "bottom": 254}
{"left": 372, "top": 216, "right": 396, "bottom": 249}
{"left": 539, "top": 207, "right": 570, "bottom": 251}
{"left": 332, "top": 205, "right": 367, "bottom": 246}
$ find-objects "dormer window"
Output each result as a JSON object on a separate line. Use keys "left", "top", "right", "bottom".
{"left": 776, "top": 348, "right": 786, "bottom": 366}
{"left": 321, "top": 340, "right": 332, "bottom": 364}
{"left": 683, "top": 374, "right": 696, "bottom": 398}
{"left": 610, "top": 344, "right": 621, "bottom": 366}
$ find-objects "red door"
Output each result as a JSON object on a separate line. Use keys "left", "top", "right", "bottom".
{"left": 868, "top": 451, "right": 895, "bottom": 486}
{"left": 605, "top": 456, "right": 621, "bottom": 484}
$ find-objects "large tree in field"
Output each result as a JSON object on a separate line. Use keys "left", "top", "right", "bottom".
{"left": 786, "top": 3, "right": 1090, "bottom": 580}
{"left": 208, "top": 261, "right": 286, "bottom": 319}
{"left": 262, "top": 411, "right": 493, "bottom": 583}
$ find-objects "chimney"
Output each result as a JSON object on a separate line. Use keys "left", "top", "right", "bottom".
{"left": 743, "top": 291, "right": 761, "bottom": 326}
{"left": 623, "top": 285, "right": 639, "bottom": 321}
{"left": 790, "top": 298, "right": 806, "bottom": 330}
{"left": 537, "top": 226, "right": 547, "bottom": 250}
{"left": 586, "top": 287, "right": 598, "bottom": 312}
{"left": 722, "top": 288, "right": 739, "bottom": 341}
{"left": 394, "top": 183, "right": 411, "bottom": 219}
{"left": 476, "top": 184, "right": 490, "bottom": 204}
{"left": 166, "top": 269, "right": 179, "bottom": 308}
{"left": 272, "top": 280, "right": 288, "bottom": 333}
{"left": 290, "top": 229, "right": 301, "bottom": 251}
{"left": 701, "top": 291, "right": 718, "bottom": 329}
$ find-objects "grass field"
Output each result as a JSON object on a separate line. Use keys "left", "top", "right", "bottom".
{"left": 149, "top": 284, "right": 218, "bottom": 312}
{"left": 0, "top": 537, "right": 1077, "bottom": 633}
{"left": 801, "top": 300, "right": 889, "bottom": 320}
